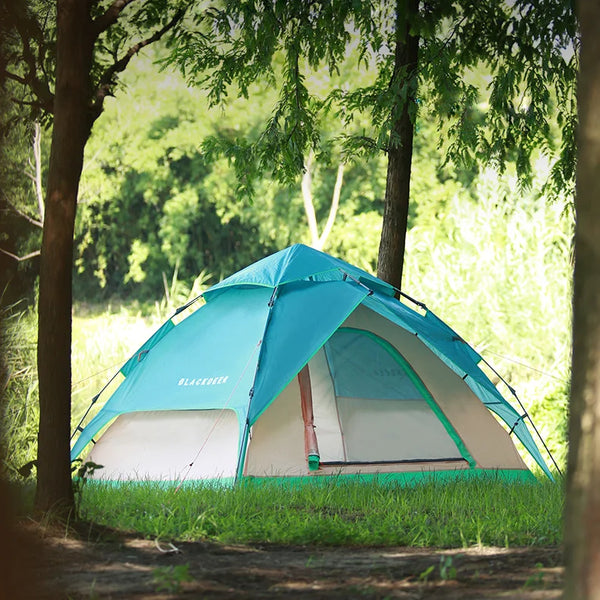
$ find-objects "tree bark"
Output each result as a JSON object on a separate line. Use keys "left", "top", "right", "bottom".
{"left": 564, "top": 2, "right": 600, "bottom": 598}
{"left": 34, "top": 0, "right": 95, "bottom": 514}
{"left": 376, "top": 0, "right": 419, "bottom": 291}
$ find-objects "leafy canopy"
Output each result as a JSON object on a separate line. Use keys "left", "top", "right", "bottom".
{"left": 166, "top": 0, "right": 577, "bottom": 195}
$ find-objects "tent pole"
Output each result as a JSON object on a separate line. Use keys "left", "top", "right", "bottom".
{"left": 298, "top": 365, "right": 320, "bottom": 471}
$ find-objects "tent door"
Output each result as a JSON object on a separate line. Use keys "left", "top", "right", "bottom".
{"left": 310, "top": 328, "right": 472, "bottom": 466}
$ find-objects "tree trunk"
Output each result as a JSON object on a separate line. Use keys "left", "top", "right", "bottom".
{"left": 564, "top": 2, "right": 600, "bottom": 598}
{"left": 35, "top": 0, "right": 95, "bottom": 514}
{"left": 376, "top": 0, "right": 419, "bottom": 290}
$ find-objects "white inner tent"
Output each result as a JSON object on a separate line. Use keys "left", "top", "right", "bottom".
{"left": 86, "top": 409, "right": 240, "bottom": 481}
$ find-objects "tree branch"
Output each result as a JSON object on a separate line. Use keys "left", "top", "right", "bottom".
{"left": 301, "top": 150, "right": 320, "bottom": 248}
{"left": 92, "top": 0, "right": 140, "bottom": 36}
{"left": 3, "top": 198, "right": 43, "bottom": 229}
{"left": 4, "top": 70, "right": 28, "bottom": 86}
{"left": 91, "top": 7, "right": 186, "bottom": 119}
{"left": 9, "top": 96, "right": 50, "bottom": 113}
{"left": 6, "top": 3, "right": 55, "bottom": 113}
{"left": 0, "top": 248, "right": 41, "bottom": 262}
{"left": 318, "top": 162, "right": 344, "bottom": 250}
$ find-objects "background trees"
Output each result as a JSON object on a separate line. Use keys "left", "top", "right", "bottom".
{"left": 169, "top": 0, "right": 577, "bottom": 290}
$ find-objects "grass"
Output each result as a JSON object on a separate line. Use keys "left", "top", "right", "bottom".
{"left": 79, "top": 475, "right": 563, "bottom": 548}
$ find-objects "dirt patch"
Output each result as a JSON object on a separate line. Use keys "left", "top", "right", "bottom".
{"left": 14, "top": 522, "right": 563, "bottom": 599}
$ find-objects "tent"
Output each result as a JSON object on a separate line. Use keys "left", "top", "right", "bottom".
{"left": 71, "top": 244, "right": 553, "bottom": 484}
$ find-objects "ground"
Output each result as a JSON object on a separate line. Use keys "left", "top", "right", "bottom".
{"left": 11, "top": 522, "right": 563, "bottom": 599}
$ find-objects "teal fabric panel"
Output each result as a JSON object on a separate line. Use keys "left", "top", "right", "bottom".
{"left": 71, "top": 287, "right": 273, "bottom": 459}
{"left": 206, "top": 244, "right": 393, "bottom": 297}
{"left": 423, "top": 311, "right": 483, "bottom": 367}
{"left": 206, "top": 246, "right": 294, "bottom": 292}
{"left": 120, "top": 319, "right": 176, "bottom": 378}
{"left": 248, "top": 280, "right": 368, "bottom": 422}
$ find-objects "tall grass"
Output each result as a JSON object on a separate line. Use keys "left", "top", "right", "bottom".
{"left": 80, "top": 476, "right": 563, "bottom": 547}
{"left": 0, "top": 304, "right": 157, "bottom": 477}
{"left": 1, "top": 307, "right": 39, "bottom": 475}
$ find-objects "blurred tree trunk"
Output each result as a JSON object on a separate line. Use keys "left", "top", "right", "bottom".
{"left": 376, "top": 0, "right": 419, "bottom": 291}
{"left": 35, "top": 0, "right": 94, "bottom": 513}
{"left": 564, "top": 2, "right": 600, "bottom": 598}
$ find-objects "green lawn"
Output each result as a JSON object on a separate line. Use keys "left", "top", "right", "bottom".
{"left": 79, "top": 475, "right": 563, "bottom": 547}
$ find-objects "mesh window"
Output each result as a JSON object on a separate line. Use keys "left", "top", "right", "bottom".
{"left": 325, "top": 329, "right": 422, "bottom": 400}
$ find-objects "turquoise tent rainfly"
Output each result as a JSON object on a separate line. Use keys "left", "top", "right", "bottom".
{"left": 71, "top": 244, "right": 554, "bottom": 484}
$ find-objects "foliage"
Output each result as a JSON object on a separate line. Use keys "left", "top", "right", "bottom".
{"left": 164, "top": 0, "right": 577, "bottom": 199}
{"left": 74, "top": 54, "right": 390, "bottom": 297}
{"left": 528, "top": 381, "right": 569, "bottom": 470}
{"left": 0, "top": 93, "right": 47, "bottom": 305}
{"left": 0, "top": 0, "right": 196, "bottom": 124}
{"left": 75, "top": 55, "right": 283, "bottom": 298}
{"left": 2, "top": 0, "right": 212, "bottom": 512}
{"left": 76, "top": 51, "right": 498, "bottom": 298}
{"left": 0, "top": 306, "right": 40, "bottom": 477}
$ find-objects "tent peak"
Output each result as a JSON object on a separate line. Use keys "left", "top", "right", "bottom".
{"left": 205, "top": 244, "right": 393, "bottom": 296}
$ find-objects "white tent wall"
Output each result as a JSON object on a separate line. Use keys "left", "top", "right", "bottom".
{"left": 309, "top": 348, "right": 344, "bottom": 462}
{"left": 245, "top": 377, "right": 307, "bottom": 476}
{"left": 85, "top": 409, "right": 240, "bottom": 481}
{"left": 335, "top": 397, "right": 463, "bottom": 462}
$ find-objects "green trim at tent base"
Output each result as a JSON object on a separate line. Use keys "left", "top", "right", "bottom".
{"left": 81, "top": 468, "right": 538, "bottom": 489}
{"left": 241, "top": 469, "right": 538, "bottom": 486}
